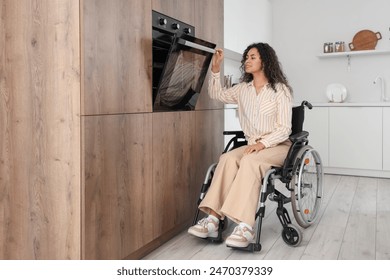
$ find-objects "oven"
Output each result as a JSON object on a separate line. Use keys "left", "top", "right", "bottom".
{"left": 152, "top": 10, "right": 216, "bottom": 111}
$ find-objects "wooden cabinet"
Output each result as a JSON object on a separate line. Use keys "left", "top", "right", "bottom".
{"left": 81, "top": 0, "right": 225, "bottom": 259}
{"left": 304, "top": 107, "right": 329, "bottom": 166}
{"left": 82, "top": 110, "right": 224, "bottom": 260}
{"left": 150, "top": 110, "right": 224, "bottom": 244}
{"left": 383, "top": 108, "right": 390, "bottom": 171}
{"left": 0, "top": 0, "right": 81, "bottom": 259}
{"left": 151, "top": 112, "right": 196, "bottom": 237}
{"left": 1, "top": 0, "right": 224, "bottom": 260}
{"left": 194, "top": 0, "right": 224, "bottom": 111}
{"left": 194, "top": 109, "right": 225, "bottom": 192}
{"left": 194, "top": 0, "right": 224, "bottom": 46}
{"left": 83, "top": 113, "right": 154, "bottom": 259}
{"left": 82, "top": 0, "right": 153, "bottom": 115}
{"left": 152, "top": 0, "right": 194, "bottom": 24}
{"left": 329, "top": 107, "right": 382, "bottom": 170}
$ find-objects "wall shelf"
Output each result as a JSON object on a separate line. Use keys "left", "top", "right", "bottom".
{"left": 317, "top": 49, "right": 390, "bottom": 58}
{"left": 317, "top": 49, "right": 390, "bottom": 71}
{"left": 224, "top": 48, "right": 242, "bottom": 62}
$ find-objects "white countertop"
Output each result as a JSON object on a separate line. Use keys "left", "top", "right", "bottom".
{"left": 231, "top": 102, "right": 390, "bottom": 108}
{"left": 311, "top": 102, "right": 390, "bottom": 107}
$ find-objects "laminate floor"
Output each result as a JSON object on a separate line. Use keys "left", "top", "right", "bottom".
{"left": 143, "top": 174, "right": 390, "bottom": 260}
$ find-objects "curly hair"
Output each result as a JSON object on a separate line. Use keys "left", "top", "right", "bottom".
{"left": 240, "top": 42, "right": 293, "bottom": 94}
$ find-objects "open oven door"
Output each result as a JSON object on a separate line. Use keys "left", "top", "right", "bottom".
{"left": 153, "top": 34, "right": 216, "bottom": 111}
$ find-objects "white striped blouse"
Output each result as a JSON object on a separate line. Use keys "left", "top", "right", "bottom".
{"left": 208, "top": 71, "right": 292, "bottom": 147}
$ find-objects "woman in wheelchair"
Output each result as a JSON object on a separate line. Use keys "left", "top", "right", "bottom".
{"left": 188, "top": 43, "right": 294, "bottom": 248}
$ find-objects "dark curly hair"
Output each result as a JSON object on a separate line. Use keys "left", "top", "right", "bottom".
{"left": 240, "top": 42, "right": 293, "bottom": 94}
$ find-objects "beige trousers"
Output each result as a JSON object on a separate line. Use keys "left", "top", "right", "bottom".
{"left": 199, "top": 140, "right": 291, "bottom": 227}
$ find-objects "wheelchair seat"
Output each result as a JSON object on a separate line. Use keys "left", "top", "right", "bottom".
{"left": 191, "top": 101, "right": 323, "bottom": 252}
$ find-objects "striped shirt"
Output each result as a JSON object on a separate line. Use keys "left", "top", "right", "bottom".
{"left": 209, "top": 72, "right": 292, "bottom": 147}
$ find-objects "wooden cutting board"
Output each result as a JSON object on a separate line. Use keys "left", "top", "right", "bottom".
{"left": 349, "top": 30, "right": 382, "bottom": 51}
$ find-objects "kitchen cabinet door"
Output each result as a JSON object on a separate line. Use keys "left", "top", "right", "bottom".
{"left": 383, "top": 108, "right": 390, "bottom": 171}
{"left": 152, "top": 111, "right": 196, "bottom": 237}
{"left": 152, "top": 0, "right": 194, "bottom": 24}
{"left": 303, "top": 106, "right": 329, "bottom": 167}
{"left": 82, "top": 0, "right": 153, "bottom": 115}
{"left": 1, "top": 0, "right": 81, "bottom": 259}
{"left": 194, "top": 109, "right": 225, "bottom": 198}
{"left": 83, "top": 114, "right": 154, "bottom": 259}
{"left": 329, "top": 107, "right": 382, "bottom": 170}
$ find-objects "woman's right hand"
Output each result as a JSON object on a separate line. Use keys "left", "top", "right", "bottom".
{"left": 211, "top": 48, "right": 224, "bottom": 73}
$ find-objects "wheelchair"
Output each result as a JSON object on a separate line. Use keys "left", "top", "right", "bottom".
{"left": 191, "top": 101, "right": 323, "bottom": 252}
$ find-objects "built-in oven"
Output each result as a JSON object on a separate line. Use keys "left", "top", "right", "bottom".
{"left": 152, "top": 10, "right": 216, "bottom": 111}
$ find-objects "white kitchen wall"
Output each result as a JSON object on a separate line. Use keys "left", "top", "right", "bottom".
{"left": 272, "top": 0, "right": 390, "bottom": 103}
{"left": 223, "top": 0, "right": 273, "bottom": 84}
{"left": 224, "top": 0, "right": 273, "bottom": 53}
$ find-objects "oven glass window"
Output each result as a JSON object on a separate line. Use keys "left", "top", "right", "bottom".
{"left": 154, "top": 49, "right": 203, "bottom": 110}
{"left": 153, "top": 35, "right": 215, "bottom": 111}
{"left": 152, "top": 10, "right": 216, "bottom": 112}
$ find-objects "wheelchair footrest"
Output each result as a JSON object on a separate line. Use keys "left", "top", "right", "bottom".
{"left": 208, "top": 219, "right": 225, "bottom": 243}
{"left": 227, "top": 242, "right": 262, "bottom": 252}
{"left": 208, "top": 235, "right": 223, "bottom": 243}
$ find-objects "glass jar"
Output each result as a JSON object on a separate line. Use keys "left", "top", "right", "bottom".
{"left": 323, "top": 43, "right": 330, "bottom": 53}
{"left": 335, "top": 41, "right": 345, "bottom": 52}
{"left": 328, "top": 42, "right": 334, "bottom": 53}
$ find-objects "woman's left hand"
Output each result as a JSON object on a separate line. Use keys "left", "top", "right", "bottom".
{"left": 244, "top": 143, "right": 265, "bottom": 155}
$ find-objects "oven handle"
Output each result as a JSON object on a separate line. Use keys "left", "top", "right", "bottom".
{"left": 177, "top": 38, "right": 216, "bottom": 54}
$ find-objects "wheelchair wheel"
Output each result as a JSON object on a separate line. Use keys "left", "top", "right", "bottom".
{"left": 281, "top": 224, "right": 302, "bottom": 246}
{"left": 290, "top": 145, "right": 323, "bottom": 228}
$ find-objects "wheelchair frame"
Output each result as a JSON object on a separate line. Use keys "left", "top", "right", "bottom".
{"left": 191, "top": 101, "right": 323, "bottom": 252}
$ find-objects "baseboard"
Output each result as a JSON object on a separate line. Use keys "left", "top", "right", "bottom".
{"left": 324, "top": 167, "right": 390, "bottom": 178}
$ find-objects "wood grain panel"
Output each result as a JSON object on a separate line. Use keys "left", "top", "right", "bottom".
{"left": 82, "top": 0, "right": 153, "bottom": 115}
{"left": 152, "top": 111, "right": 196, "bottom": 237}
{"left": 0, "top": 0, "right": 225, "bottom": 260}
{"left": 194, "top": 110, "right": 225, "bottom": 190}
{"left": 151, "top": 0, "right": 194, "bottom": 24}
{"left": 83, "top": 114, "right": 153, "bottom": 259}
{"left": 194, "top": 0, "right": 224, "bottom": 45}
{"left": 0, "top": 0, "right": 81, "bottom": 259}
{"left": 194, "top": 0, "right": 224, "bottom": 110}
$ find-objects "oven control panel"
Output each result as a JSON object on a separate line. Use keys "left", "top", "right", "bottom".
{"left": 152, "top": 10, "right": 194, "bottom": 36}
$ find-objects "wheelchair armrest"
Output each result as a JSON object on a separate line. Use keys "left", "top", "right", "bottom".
{"left": 289, "top": 131, "right": 309, "bottom": 143}
{"left": 223, "top": 131, "right": 247, "bottom": 153}
{"left": 223, "top": 131, "right": 245, "bottom": 138}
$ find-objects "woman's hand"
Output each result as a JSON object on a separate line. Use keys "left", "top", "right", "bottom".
{"left": 211, "top": 48, "right": 224, "bottom": 73}
{"left": 244, "top": 142, "right": 265, "bottom": 155}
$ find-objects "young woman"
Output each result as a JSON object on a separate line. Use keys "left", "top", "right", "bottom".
{"left": 188, "top": 43, "right": 293, "bottom": 248}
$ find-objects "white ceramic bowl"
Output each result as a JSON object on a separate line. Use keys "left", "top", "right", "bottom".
{"left": 326, "top": 83, "right": 348, "bottom": 102}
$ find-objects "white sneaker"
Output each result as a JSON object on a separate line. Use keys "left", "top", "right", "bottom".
{"left": 188, "top": 217, "right": 219, "bottom": 238}
{"left": 225, "top": 223, "right": 254, "bottom": 248}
